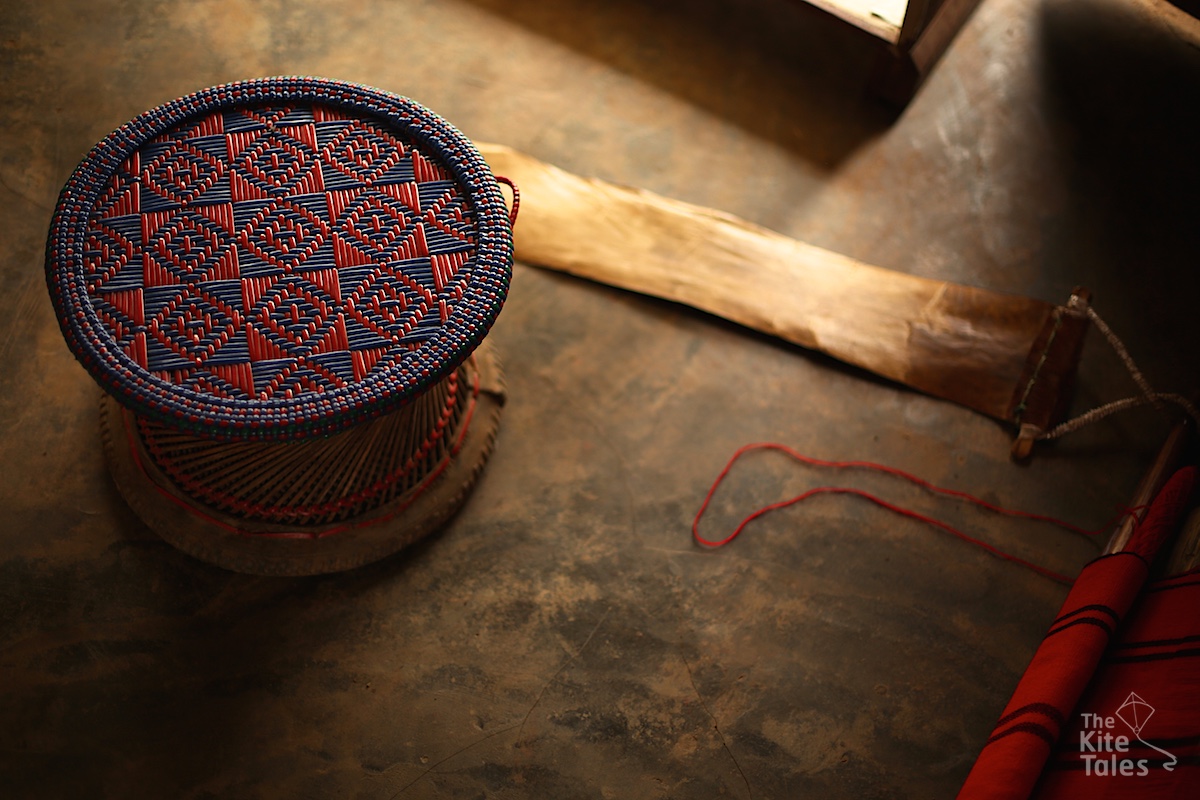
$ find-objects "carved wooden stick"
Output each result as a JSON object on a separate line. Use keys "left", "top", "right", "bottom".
{"left": 1105, "top": 420, "right": 1192, "bottom": 555}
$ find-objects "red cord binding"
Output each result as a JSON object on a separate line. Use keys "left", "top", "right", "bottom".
{"left": 693, "top": 443, "right": 1138, "bottom": 585}
{"left": 497, "top": 176, "right": 520, "bottom": 227}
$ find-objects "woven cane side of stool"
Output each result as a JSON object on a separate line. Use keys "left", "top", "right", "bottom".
{"left": 100, "top": 343, "right": 505, "bottom": 576}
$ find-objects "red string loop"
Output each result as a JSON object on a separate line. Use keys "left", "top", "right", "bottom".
{"left": 692, "top": 443, "right": 1131, "bottom": 585}
{"left": 496, "top": 176, "right": 520, "bottom": 227}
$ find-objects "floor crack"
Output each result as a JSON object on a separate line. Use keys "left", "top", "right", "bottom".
{"left": 388, "top": 722, "right": 521, "bottom": 798}
{"left": 518, "top": 606, "right": 612, "bottom": 742}
{"left": 681, "top": 651, "right": 754, "bottom": 800}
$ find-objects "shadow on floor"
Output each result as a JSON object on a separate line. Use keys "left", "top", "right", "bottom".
{"left": 1037, "top": 0, "right": 1200, "bottom": 384}
{"left": 462, "top": 0, "right": 897, "bottom": 170}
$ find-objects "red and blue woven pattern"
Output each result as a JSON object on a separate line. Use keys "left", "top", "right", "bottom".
{"left": 47, "top": 78, "right": 512, "bottom": 439}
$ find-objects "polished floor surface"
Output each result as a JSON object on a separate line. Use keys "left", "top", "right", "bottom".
{"left": 1, "top": 0, "right": 1198, "bottom": 797}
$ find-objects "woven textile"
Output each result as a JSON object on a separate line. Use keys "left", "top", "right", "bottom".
{"left": 1031, "top": 569, "right": 1200, "bottom": 797}
{"left": 47, "top": 78, "right": 512, "bottom": 439}
{"left": 957, "top": 467, "right": 1198, "bottom": 799}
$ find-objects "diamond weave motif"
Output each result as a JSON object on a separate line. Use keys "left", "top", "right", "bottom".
{"left": 323, "top": 121, "right": 405, "bottom": 184}
{"left": 230, "top": 127, "right": 319, "bottom": 196}
{"left": 142, "top": 143, "right": 225, "bottom": 206}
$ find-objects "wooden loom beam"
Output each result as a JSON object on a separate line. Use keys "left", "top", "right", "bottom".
{"left": 478, "top": 142, "right": 1088, "bottom": 456}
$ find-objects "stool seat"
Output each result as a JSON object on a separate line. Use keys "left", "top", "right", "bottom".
{"left": 47, "top": 77, "right": 512, "bottom": 440}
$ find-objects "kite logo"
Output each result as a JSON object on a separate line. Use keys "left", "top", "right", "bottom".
{"left": 1078, "top": 692, "right": 1177, "bottom": 776}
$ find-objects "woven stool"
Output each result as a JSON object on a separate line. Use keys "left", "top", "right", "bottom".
{"left": 46, "top": 78, "right": 515, "bottom": 575}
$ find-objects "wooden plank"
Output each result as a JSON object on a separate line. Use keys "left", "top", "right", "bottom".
{"left": 870, "top": 0, "right": 986, "bottom": 105}
{"left": 799, "top": 0, "right": 903, "bottom": 43}
{"left": 478, "top": 142, "right": 1084, "bottom": 428}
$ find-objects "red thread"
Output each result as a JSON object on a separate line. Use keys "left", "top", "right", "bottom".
{"left": 692, "top": 443, "right": 1130, "bottom": 585}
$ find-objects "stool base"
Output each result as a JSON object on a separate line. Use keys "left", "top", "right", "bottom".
{"left": 100, "top": 343, "right": 506, "bottom": 576}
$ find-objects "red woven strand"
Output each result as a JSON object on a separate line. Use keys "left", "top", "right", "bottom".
{"left": 692, "top": 443, "right": 1131, "bottom": 585}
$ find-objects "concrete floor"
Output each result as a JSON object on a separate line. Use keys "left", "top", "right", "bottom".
{"left": 2, "top": 0, "right": 1198, "bottom": 797}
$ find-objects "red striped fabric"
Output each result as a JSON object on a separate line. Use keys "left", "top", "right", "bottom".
{"left": 958, "top": 467, "right": 1197, "bottom": 799}
{"left": 1031, "top": 567, "right": 1200, "bottom": 798}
